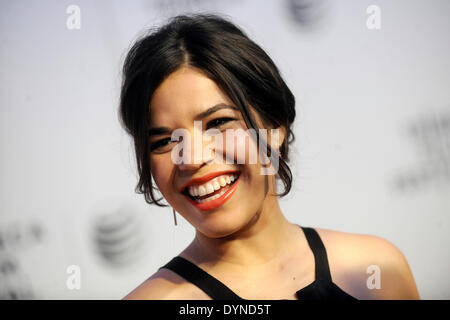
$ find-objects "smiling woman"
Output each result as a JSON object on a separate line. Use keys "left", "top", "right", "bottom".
{"left": 119, "top": 13, "right": 420, "bottom": 300}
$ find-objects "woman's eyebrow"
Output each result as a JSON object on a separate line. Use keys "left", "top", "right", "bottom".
{"left": 148, "top": 126, "right": 170, "bottom": 137}
{"left": 148, "top": 104, "right": 239, "bottom": 136}
{"left": 194, "top": 103, "right": 239, "bottom": 120}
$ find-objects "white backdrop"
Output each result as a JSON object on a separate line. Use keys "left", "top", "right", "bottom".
{"left": 0, "top": 0, "right": 449, "bottom": 299}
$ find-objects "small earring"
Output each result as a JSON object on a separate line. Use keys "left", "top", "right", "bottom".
{"left": 172, "top": 208, "right": 178, "bottom": 226}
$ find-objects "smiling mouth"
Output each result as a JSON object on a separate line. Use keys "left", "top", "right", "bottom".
{"left": 182, "top": 172, "right": 240, "bottom": 204}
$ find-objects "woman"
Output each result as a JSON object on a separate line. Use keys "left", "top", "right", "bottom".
{"left": 120, "top": 14, "right": 420, "bottom": 300}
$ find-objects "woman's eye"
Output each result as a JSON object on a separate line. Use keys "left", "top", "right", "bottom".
{"left": 206, "top": 117, "right": 235, "bottom": 130}
{"left": 150, "top": 138, "right": 172, "bottom": 152}
{"left": 150, "top": 118, "right": 236, "bottom": 152}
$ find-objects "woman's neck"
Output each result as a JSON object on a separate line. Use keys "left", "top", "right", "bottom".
{"left": 182, "top": 196, "right": 301, "bottom": 274}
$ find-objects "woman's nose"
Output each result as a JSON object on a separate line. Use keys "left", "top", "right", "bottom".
{"left": 175, "top": 128, "right": 215, "bottom": 171}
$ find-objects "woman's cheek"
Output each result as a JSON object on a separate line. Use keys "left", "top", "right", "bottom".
{"left": 150, "top": 157, "right": 171, "bottom": 196}
{"left": 220, "top": 125, "right": 259, "bottom": 166}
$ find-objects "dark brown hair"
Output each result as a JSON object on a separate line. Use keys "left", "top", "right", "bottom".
{"left": 119, "top": 13, "right": 296, "bottom": 207}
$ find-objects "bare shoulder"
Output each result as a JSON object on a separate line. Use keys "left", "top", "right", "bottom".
{"left": 313, "top": 227, "right": 420, "bottom": 300}
{"left": 122, "top": 267, "right": 209, "bottom": 300}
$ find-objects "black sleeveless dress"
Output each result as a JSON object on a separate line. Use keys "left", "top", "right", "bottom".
{"left": 159, "top": 225, "right": 358, "bottom": 300}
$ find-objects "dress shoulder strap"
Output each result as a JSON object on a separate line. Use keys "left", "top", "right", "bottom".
{"left": 159, "top": 256, "right": 242, "bottom": 300}
{"left": 300, "top": 226, "right": 333, "bottom": 282}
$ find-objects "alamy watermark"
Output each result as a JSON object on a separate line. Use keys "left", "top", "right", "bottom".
{"left": 366, "top": 5, "right": 381, "bottom": 30}
{"left": 66, "top": 264, "right": 81, "bottom": 290}
{"left": 366, "top": 264, "right": 381, "bottom": 289}
{"left": 167, "top": 121, "right": 281, "bottom": 175}
{"left": 66, "top": 5, "right": 81, "bottom": 30}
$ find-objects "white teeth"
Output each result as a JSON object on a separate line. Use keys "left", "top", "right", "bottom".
{"left": 194, "top": 187, "right": 228, "bottom": 203}
{"left": 205, "top": 183, "right": 215, "bottom": 194}
{"left": 198, "top": 185, "right": 206, "bottom": 196}
{"left": 219, "top": 177, "right": 226, "bottom": 187}
{"left": 192, "top": 185, "right": 199, "bottom": 196}
{"left": 186, "top": 173, "right": 240, "bottom": 198}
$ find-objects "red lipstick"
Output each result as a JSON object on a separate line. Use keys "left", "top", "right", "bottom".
{"left": 184, "top": 176, "right": 241, "bottom": 211}
{"left": 184, "top": 173, "right": 240, "bottom": 211}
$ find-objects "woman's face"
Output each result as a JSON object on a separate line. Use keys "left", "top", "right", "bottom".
{"left": 149, "top": 66, "right": 281, "bottom": 238}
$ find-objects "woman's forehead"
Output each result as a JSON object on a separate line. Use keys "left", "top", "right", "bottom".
{"left": 149, "top": 67, "right": 235, "bottom": 122}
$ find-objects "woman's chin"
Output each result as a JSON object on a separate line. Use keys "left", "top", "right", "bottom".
{"left": 194, "top": 212, "right": 253, "bottom": 238}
